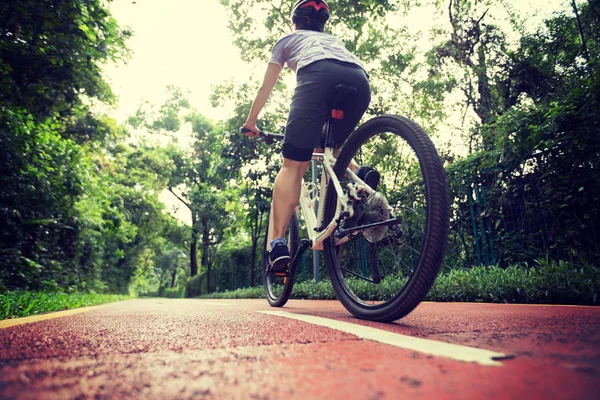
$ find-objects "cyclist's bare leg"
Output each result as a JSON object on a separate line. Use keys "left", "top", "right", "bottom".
{"left": 268, "top": 157, "right": 310, "bottom": 248}
{"left": 316, "top": 147, "right": 360, "bottom": 172}
{"left": 328, "top": 149, "right": 368, "bottom": 178}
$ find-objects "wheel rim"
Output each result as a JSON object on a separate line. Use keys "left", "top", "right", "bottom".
{"left": 327, "top": 128, "right": 433, "bottom": 308}
{"left": 265, "top": 262, "right": 288, "bottom": 301}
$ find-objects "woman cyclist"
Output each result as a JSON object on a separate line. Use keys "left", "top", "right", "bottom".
{"left": 243, "top": 0, "right": 376, "bottom": 271}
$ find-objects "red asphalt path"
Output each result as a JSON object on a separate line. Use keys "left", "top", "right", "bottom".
{"left": 0, "top": 299, "right": 599, "bottom": 399}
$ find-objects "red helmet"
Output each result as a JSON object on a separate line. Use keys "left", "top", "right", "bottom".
{"left": 291, "top": 0, "right": 330, "bottom": 31}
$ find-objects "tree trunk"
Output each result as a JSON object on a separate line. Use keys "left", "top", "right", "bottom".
{"left": 476, "top": 46, "right": 492, "bottom": 126}
{"left": 170, "top": 269, "right": 176, "bottom": 288}
{"left": 202, "top": 217, "right": 210, "bottom": 293}
{"left": 250, "top": 204, "right": 259, "bottom": 287}
{"left": 171, "top": 257, "right": 180, "bottom": 288}
{"left": 571, "top": 0, "right": 591, "bottom": 63}
{"left": 190, "top": 211, "right": 199, "bottom": 277}
{"left": 250, "top": 237, "right": 257, "bottom": 287}
{"left": 475, "top": 44, "right": 497, "bottom": 151}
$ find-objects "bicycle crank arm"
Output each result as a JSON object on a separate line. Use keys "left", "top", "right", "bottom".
{"left": 287, "top": 239, "right": 312, "bottom": 276}
{"left": 335, "top": 216, "right": 403, "bottom": 238}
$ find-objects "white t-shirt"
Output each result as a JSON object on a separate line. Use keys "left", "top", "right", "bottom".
{"left": 269, "top": 30, "right": 365, "bottom": 73}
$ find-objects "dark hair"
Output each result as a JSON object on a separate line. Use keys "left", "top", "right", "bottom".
{"left": 292, "top": 0, "right": 330, "bottom": 32}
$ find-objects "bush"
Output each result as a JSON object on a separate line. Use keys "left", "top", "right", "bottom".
{"left": 0, "top": 292, "right": 132, "bottom": 319}
{"left": 161, "top": 287, "right": 185, "bottom": 298}
{"left": 428, "top": 260, "right": 600, "bottom": 304}
{"left": 185, "top": 273, "right": 207, "bottom": 298}
{"left": 195, "top": 260, "right": 599, "bottom": 305}
{"left": 211, "top": 240, "right": 255, "bottom": 291}
{"left": 201, "top": 286, "right": 263, "bottom": 299}
{"left": 293, "top": 280, "right": 336, "bottom": 299}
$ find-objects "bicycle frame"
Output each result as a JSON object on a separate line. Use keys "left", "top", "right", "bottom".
{"left": 298, "top": 147, "right": 375, "bottom": 251}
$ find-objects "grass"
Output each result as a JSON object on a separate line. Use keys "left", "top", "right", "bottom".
{"left": 198, "top": 260, "right": 600, "bottom": 305}
{"left": 0, "top": 292, "right": 133, "bottom": 320}
{"left": 7, "top": 260, "right": 591, "bottom": 319}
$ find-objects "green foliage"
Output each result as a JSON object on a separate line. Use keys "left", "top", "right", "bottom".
{"left": 428, "top": 260, "right": 600, "bottom": 305}
{"left": 185, "top": 273, "right": 208, "bottom": 298}
{"left": 217, "top": 0, "right": 447, "bottom": 132}
{"left": 1, "top": 109, "right": 96, "bottom": 290}
{"left": 2, "top": 0, "right": 599, "bottom": 305}
{"left": 200, "top": 285, "right": 263, "bottom": 299}
{"left": 199, "top": 260, "right": 599, "bottom": 305}
{"left": 0, "top": 107, "right": 187, "bottom": 294}
{"left": 161, "top": 287, "right": 185, "bottom": 299}
{"left": 0, "top": 0, "right": 180, "bottom": 296}
{"left": 0, "top": 291, "right": 132, "bottom": 320}
{"left": 444, "top": 2, "right": 600, "bottom": 268}
{"left": 0, "top": 0, "right": 130, "bottom": 131}
{"left": 206, "top": 0, "right": 600, "bottom": 303}
{"left": 292, "top": 280, "right": 337, "bottom": 300}
{"left": 130, "top": 89, "right": 240, "bottom": 285}
{"left": 210, "top": 239, "right": 254, "bottom": 291}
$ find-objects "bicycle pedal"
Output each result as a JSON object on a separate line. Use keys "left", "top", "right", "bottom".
{"left": 267, "top": 265, "right": 290, "bottom": 276}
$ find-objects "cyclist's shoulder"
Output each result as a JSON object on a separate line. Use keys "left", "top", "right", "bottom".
{"left": 273, "top": 30, "right": 334, "bottom": 48}
{"left": 273, "top": 31, "right": 302, "bottom": 46}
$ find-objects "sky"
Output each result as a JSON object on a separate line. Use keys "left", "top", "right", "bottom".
{"left": 102, "top": 0, "right": 570, "bottom": 224}
{"left": 104, "top": 0, "right": 247, "bottom": 124}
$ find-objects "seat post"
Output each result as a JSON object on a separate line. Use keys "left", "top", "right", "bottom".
{"left": 323, "top": 84, "right": 358, "bottom": 149}
{"left": 324, "top": 119, "right": 336, "bottom": 148}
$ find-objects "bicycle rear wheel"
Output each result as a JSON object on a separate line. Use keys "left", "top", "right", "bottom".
{"left": 323, "top": 115, "right": 450, "bottom": 321}
{"left": 263, "top": 210, "right": 300, "bottom": 307}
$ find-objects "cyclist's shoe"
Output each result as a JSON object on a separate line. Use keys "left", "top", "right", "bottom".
{"left": 268, "top": 238, "right": 291, "bottom": 272}
{"left": 356, "top": 166, "right": 380, "bottom": 190}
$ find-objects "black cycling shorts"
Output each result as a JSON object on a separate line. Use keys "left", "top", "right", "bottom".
{"left": 282, "top": 59, "right": 371, "bottom": 162}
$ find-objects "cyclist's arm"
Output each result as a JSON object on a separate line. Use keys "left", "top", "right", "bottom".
{"left": 244, "top": 62, "right": 283, "bottom": 136}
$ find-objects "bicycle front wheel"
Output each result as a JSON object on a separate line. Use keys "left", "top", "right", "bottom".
{"left": 263, "top": 210, "right": 299, "bottom": 307}
{"left": 323, "top": 115, "right": 450, "bottom": 322}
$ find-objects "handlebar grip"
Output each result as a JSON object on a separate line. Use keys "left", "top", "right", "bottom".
{"left": 239, "top": 126, "right": 284, "bottom": 145}
{"left": 240, "top": 127, "right": 259, "bottom": 135}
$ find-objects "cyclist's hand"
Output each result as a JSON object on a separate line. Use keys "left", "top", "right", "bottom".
{"left": 242, "top": 122, "right": 260, "bottom": 138}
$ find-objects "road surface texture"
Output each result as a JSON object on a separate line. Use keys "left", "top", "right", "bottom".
{"left": 0, "top": 299, "right": 599, "bottom": 399}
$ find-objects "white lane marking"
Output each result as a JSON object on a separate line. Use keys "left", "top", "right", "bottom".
{"left": 258, "top": 310, "right": 512, "bottom": 366}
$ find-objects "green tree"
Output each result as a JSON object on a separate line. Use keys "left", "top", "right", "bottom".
{"left": 130, "top": 89, "right": 238, "bottom": 293}
{"left": 444, "top": 1, "right": 600, "bottom": 267}
{"left": 0, "top": 0, "right": 135, "bottom": 292}
{"left": 0, "top": 0, "right": 129, "bottom": 127}
{"left": 427, "top": 0, "right": 512, "bottom": 151}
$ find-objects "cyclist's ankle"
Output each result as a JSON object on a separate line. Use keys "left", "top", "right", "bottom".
{"left": 270, "top": 237, "right": 287, "bottom": 249}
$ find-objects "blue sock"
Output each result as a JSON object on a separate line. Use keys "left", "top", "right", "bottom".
{"left": 270, "top": 237, "right": 287, "bottom": 249}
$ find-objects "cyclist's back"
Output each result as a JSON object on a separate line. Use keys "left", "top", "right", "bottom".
{"left": 270, "top": 29, "right": 365, "bottom": 73}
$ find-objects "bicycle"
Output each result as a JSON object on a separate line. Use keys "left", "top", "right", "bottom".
{"left": 241, "top": 84, "right": 450, "bottom": 322}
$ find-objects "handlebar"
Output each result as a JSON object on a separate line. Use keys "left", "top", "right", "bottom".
{"left": 239, "top": 127, "right": 284, "bottom": 145}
